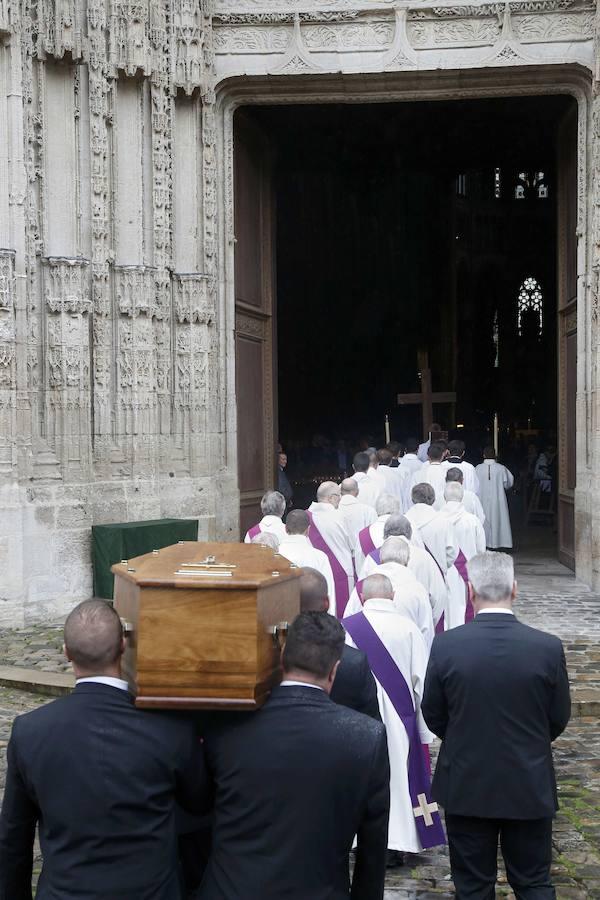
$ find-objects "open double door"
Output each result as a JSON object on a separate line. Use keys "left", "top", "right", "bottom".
{"left": 233, "top": 103, "right": 579, "bottom": 565}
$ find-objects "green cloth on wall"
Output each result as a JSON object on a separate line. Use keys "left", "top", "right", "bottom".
{"left": 92, "top": 518, "right": 199, "bottom": 599}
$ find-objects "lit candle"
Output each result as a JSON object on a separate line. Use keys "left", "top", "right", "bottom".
{"left": 493, "top": 412, "right": 499, "bottom": 457}
{"left": 385, "top": 415, "right": 390, "bottom": 445}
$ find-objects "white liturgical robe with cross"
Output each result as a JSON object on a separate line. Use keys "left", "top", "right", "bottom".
{"left": 243, "top": 515, "right": 287, "bottom": 544}
{"left": 440, "top": 501, "right": 486, "bottom": 629}
{"left": 409, "top": 462, "right": 448, "bottom": 510}
{"left": 405, "top": 504, "right": 458, "bottom": 575}
{"left": 307, "top": 502, "right": 354, "bottom": 591}
{"left": 474, "top": 459, "right": 515, "bottom": 549}
{"left": 278, "top": 534, "right": 336, "bottom": 615}
{"left": 338, "top": 495, "right": 377, "bottom": 550}
{"left": 345, "top": 598, "right": 433, "bottom": 853}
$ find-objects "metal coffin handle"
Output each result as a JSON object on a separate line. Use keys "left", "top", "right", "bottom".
{"left": 267, "top": 621, "right": 289, "bottom": 649}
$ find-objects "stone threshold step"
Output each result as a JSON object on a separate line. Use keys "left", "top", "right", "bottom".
{"left": 0, "top": 666, "right": 599, "bottom": 719}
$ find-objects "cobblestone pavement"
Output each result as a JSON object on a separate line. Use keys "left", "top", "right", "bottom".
{"left": 0, "top": 547, "right": 599, "bottom": 897}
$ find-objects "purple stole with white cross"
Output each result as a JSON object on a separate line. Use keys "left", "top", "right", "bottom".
{"left": 453, "top": 549, "right": 474, "bottom": 623}
{"left": 306, "top": 510, "right": 350, "bottom": 618}
{"left": 358, "top": 526, "right": 377, "bottom": 559}
{"left": 423, "top": 544, "right": 446, "bottom": 634}
{"left": 247, "top": 523, "right": 261, "bottom": 540}
{"left": 343, "top": 611, "right": 446, "bottom": 849}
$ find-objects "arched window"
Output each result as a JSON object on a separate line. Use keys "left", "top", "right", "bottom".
{"left": 517, "top": 277, "right": 543, "bottom": 336}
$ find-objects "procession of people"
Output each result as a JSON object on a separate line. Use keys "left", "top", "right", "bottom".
{"left": 0, "top": 434, "right": 571, "bottom": 900}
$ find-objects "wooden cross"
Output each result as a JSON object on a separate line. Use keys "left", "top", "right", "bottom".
{"left": 412, "top": 792, "right": 439, "bottom": 827}
{"left": 397, "top": 350, "right": 456, "bottom": 440}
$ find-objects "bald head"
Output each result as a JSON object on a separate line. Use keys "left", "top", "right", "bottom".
{"left": 362, "top": 573, "right": 394, "bottom": 602}
{"left": 299, "top": 567, "right": 329, "bottom": 613}
{"left": 64, "top": 599, "right": 124, "bottom": 677}
{"left": 317, "top": 481, "right": 341, "bottom": 508}
{"left": 341, "top": 477, "right": 359, "bottom": 497}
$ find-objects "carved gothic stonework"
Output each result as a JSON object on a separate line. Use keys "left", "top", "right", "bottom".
{"left": 113, "top": 265, "right": 159, "bottom": 318}
{"left": 0, "top": 252, "right": 16, "bottom": 389}
{"left": 173, "top": 273, "right": 215, "bottom": 324}
{"left": 172, "top": 0, "right": 208, "bottom": 95}
{"left": 36, "top": 0, "right": 84, "bottom": 60}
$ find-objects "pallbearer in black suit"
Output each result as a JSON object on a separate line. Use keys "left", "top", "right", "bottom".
{"left": 198, "top": 612, "right": 390, "bottom": 900}
{"left": 299, "top": 566, "right": 380, "bottom": 719}
{"left": 0, "top": 600, "right": 208, "bottom": 900}
{"left": 422, "top": 551, "right": 571, "bottom": 899}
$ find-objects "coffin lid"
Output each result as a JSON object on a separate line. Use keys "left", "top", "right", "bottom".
{"left": 111, "top": 541, "right": 301, "bottom": 589}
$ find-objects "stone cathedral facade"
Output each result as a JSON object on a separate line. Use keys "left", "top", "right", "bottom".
{"left": 0, "top": 0, "right": 598, "bottom": 623}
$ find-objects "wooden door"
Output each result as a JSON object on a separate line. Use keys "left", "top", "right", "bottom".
{"left": 234, "top": 113, "right": 277, "bottom": 537}
{"left": 557, "top": 105, "right": 578, "bottom": 569}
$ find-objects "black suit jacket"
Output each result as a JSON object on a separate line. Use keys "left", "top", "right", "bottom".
{"left": 330, "top": 645, "right": 381, "bottom": 720}
{"left": 198, "top": 685, "right": 389, "bottom": 900}
{"left": 0, "top": 682, "right": 208, "bottom": 900}
{"left": 422, "top": 613, "right": 571, "bottom": 820}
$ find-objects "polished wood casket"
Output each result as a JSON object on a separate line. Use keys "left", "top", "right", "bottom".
{"left": 112, "top": 542, "right": 301, "bottom": 710}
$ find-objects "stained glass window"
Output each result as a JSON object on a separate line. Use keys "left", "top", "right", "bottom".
{"left": 517, "top": 277, "right": 543, "bottom": 336}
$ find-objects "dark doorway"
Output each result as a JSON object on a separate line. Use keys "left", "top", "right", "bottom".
{"left": 234, "top": 94, "right": 577, "bottom": 558}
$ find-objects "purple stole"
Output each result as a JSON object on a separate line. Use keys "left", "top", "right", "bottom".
{"left": 306, "top": 510, "right": 350, "bottom": 618}
{"left": 453, "top": 549, "right": 474, "bottom": 623}
{"left": 368, "top": 548, "right": 381, "bottom": 566}
{"left": 359, "top": 527, "right": 377, "bottom": 558}
{"left": 247, "top": 523, "right": 261, "bottom": 540}
{"left": 343, "top": 612, "right": 445, "bottom": 850}
{"left": 423, "top": 545, "right": 446, "bottom": 634}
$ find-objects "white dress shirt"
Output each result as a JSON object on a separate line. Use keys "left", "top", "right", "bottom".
{"left": 477, "top": 607, "right": 514, "bottom": 615}
{"left": 76, "top": 676, "right": 130, "bottom": 691}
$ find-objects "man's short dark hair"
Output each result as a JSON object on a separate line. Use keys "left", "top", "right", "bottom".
{"left": 353, "top": 451, "right": 370, "bottom": 473}
{"left": 446, "top": 466, "right": 464, "bottom": 484}
{"left": 405, "top": 437, "right": 419, "bottom": 454}
{"left": 428, "top": 442, "right": 445, "bottom": 462}
{"left": 282, "top": 612, "right": 345, "bottom": 679}
{"left": 483, "top": 445, "right": 496, "bottom": 459}
{"left": 377, "top": 448, "right": 393, "bottom": 466}
{"left": 448, "top": 439, "right": 465, "bottom": 457}
{"left": 64, "top": 599, "right": 123, "bottom": 671}
{"left": 386, "top": 441, "right": 401, "bottom": 456}
{"left": 286, "top": 509, "right": 310, "bottom": 535}
{"left": 411, "top": 482, "right": 436, "bottom": 506}
{"left": 299, "top": 568, "right": 328, "bottom": 613}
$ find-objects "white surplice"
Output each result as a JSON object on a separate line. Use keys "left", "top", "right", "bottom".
{"left": 353, "top": 514, "right": 390, "bottom": 576}
{"left": 243, "top": 515, "right": 287, "bottom": 544}
{"left": 442, "top": 459, "right": 480, "bottom": 496}
{"left": 353, "top": 471, "right": 380, "bottom": 509}
{"left": 345, "top": 560, "right": 433, "bottom": 649}
{"left": 338, "top": 494, "right": 377, "bottom": 551}
{"left": 345, "top": 598, "right": 433, "bottom": 852}
{"left": 405, "top": 503, "right": 458, "bottom": 574}
{"left": 440, "top": 501, "right": 486, "bottom": 629}
{"left": 359, "top": 541, "right": 446, "bottom": 632}
{"left": 307, "top": 502, "right": 354, "bottom": 595}
{"left": 278, "top": 534, "right": 336, "bottom": 615}
{"left": 376, "top": 464, "right": 405, "bottom": 507}
{"left": 462, "top": 489, "right": 485, "bottom": 524}
{"left": 417, "top": 438, "right": 431, "bottom": 462}
{"left": 474, "top": 460, "right": 515, "bottom": 549}
{"left": 398, "top": 453, "right": 424, "bottom": 479}
{"left": 409, "top": 462, "right": 448, "bottom": 510}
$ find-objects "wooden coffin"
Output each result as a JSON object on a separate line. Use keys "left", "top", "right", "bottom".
{"left": 112, "top": 541, "right": 301, "bottom": 710}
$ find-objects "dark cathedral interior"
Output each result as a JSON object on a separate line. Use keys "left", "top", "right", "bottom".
{"left": 244, "top": 94, "right": 575, "bottom": 471}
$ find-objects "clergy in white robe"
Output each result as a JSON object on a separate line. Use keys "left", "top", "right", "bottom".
{"left": 344, "top": 574, "right": 438, "bottom": 854}
{"left": 398, "top": 438, "right": 424, "bottom": 478}
{"left": 442, "top": 440, "right": 480, "bottom": 495}
{"left": 353, "top": 494, "right": 400, "bottom": 575}
{"left": 375, "top": 449, "right": 406, "bottom": 507}
{"left": 409, "top": 442, "right": 448, "bottom": 510}
{"left": 346, "top": 538, "right": 434, "bottom": 649}
{"left": 352, "top": 451, "right": 380, "bottom": 508}
{"left": 244, "top": 490, "right": 287, "bottom": 544}
{"left": 278, "top": 509, "right": 336, "bottom": 615}
{"left": 405, "top": 483, "right": 458, "bottom": 575}
{"left": 338, "top": 477, "right": 377, "bottom": 551}
{"left": 440, "top": 483, "right": 486, "bottom": 629}
{"left": 308, "top": 481, "right": 354, "bottom": 617}
{"left": 475, "top": 448, "right": 515, "bottom": 549}
{"left": 445, "top": 467, "right": 485, "bottom": 524}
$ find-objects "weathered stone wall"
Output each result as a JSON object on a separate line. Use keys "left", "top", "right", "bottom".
{"left": 0, "top": 0, "right": 598, "bottom": 623}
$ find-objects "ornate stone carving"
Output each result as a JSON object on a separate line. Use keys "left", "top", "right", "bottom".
{"left": 215, "top": 25, "right": 290, "bottom": 52}
{"left": 35, "top": 0, "right": 84, "bottom": 60}
{"left": 513, "top": 11, "right": 595, "bottom": 41}
{"left": 109, "top": 0, "right": 153, "bottom": 77}
{"left": 408, "top": 18, "right": 500, "bottom": 48}
{"left": 172, "top": 0, "right": 208, "bottom": 95}
{"left": 302, "top": 20, "right": 394, "bottom": 51}
{"left": 43, "top": 257, "right": 91, "bottom": 314}
{"left": 114, "top": 265, "right": 160, "bottom": 318}
{"left": 173, "top": 274, "right": 215, "bottom": 324}
{"left": 0, "top": 252, "right": 16, "bottom": 389}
